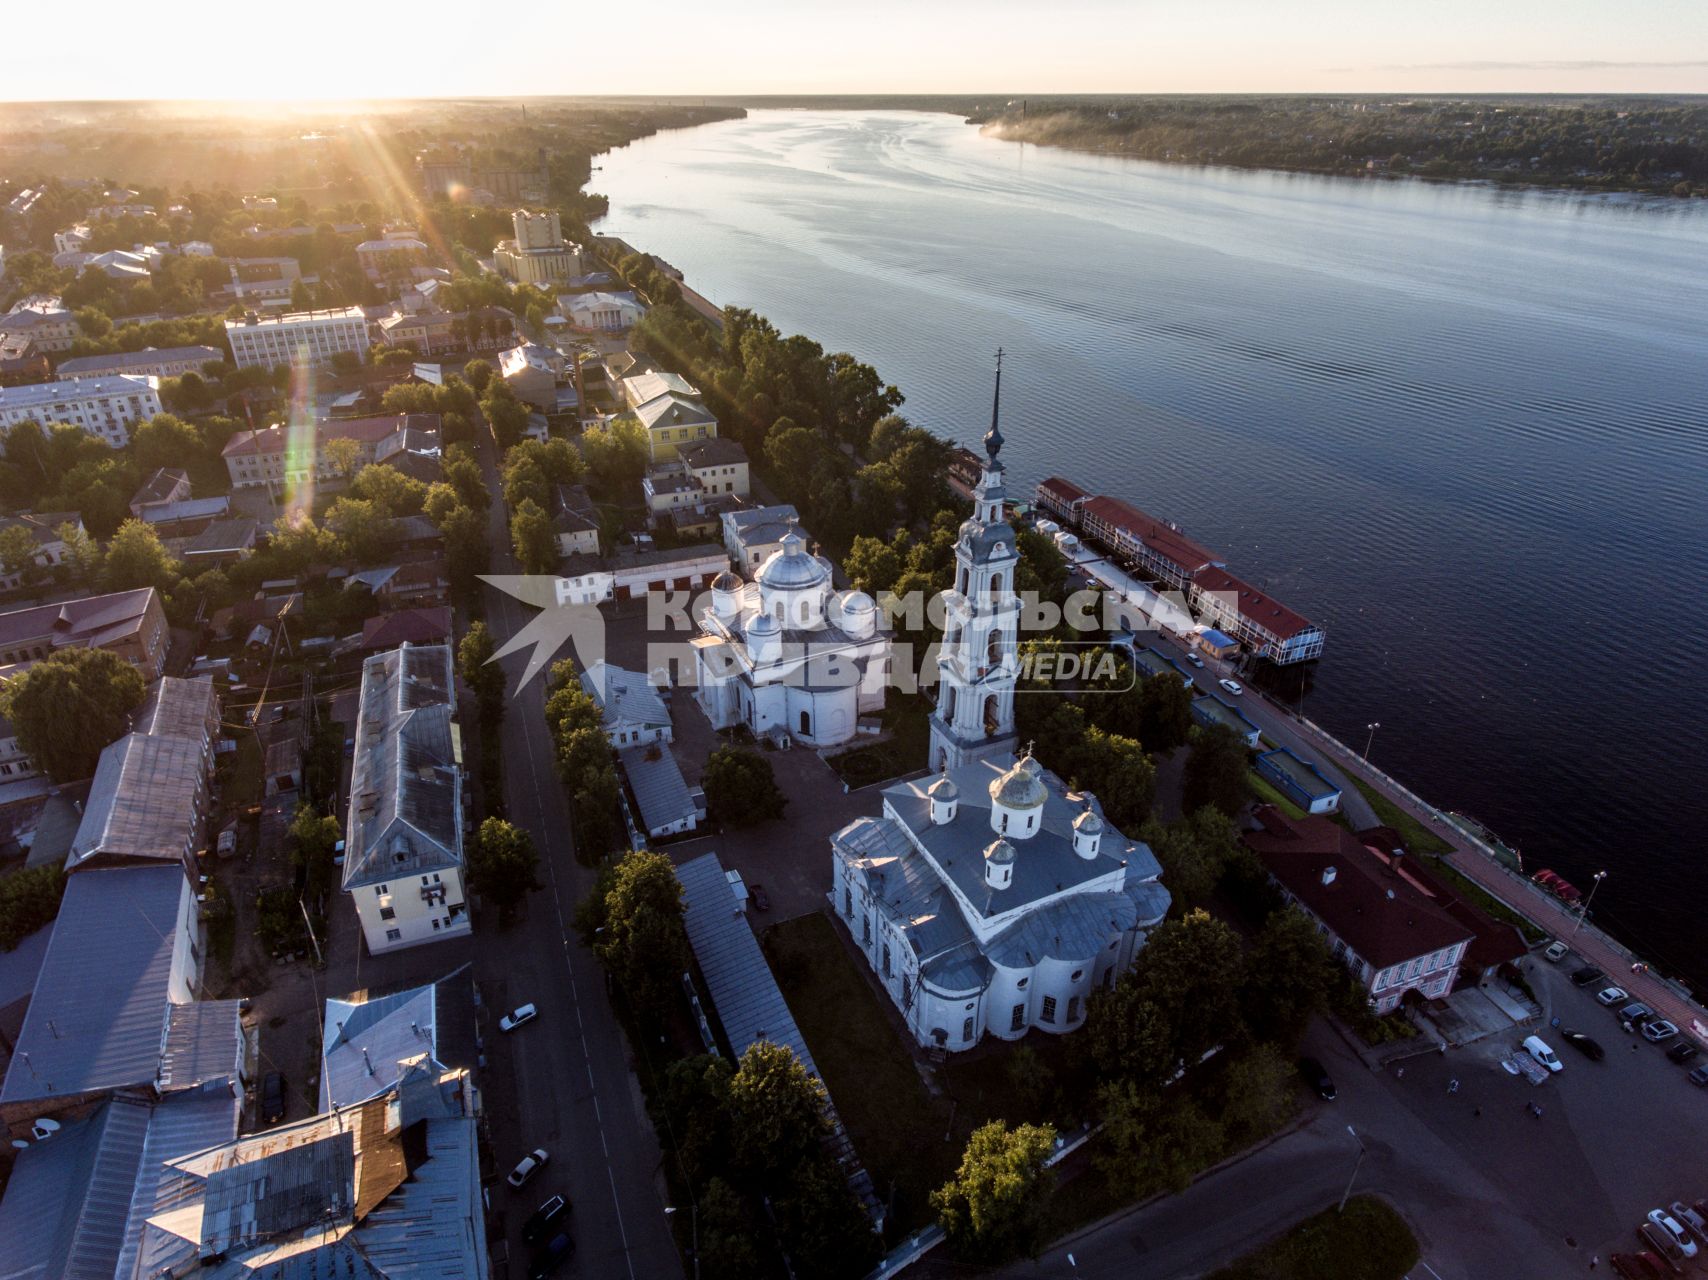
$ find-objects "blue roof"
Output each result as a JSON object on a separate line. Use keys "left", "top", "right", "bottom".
{"left": 1256, "top": 747, "right": 1341, "bottom": 799}
{"left": 1, "top": 865, "right": 188, "bottom": 1106}
{"left": 1201, "top": 629, "right": 1237, "bottom": 647}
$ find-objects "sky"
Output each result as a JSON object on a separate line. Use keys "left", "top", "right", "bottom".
{"left": 2, "top": 0, "right": 1706, "bottom": 100}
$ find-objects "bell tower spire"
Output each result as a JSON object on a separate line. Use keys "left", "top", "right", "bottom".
{"left": 928, "top": 352, "right": 1021, "bottom": 772}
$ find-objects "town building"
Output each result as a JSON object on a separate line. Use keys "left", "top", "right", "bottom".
{"left": 221, "top": 412, "right": 439, "bottom": 489}
{"left": 57, "top": 345, "right": 224, "bottom": 381}
{"left": 0, "top": 345, "right": 50, "bottom": 388}
{"left": 1126, "top": 644, "right": 1195, "bottom": 688}
{"left": 360, "top": 605, "right": 453, "bottom": 653}
{"left": 679, "top": 437, "right": 750, "bottom": 498}
{"left": 1189, "top": 567, "right": 1328, "bottom": 665}
{"left": 0, "top": 714, "right": 37, "bottom": 784}
{"left": 1255, "top": 747, "right": 1342, "bottom": 815}
{"left": 53, "top": 224, "right": 94, "bottom": 255}
{"left": 582, "top": 660, "right": 672, "bottom": 747}
{"left": 723, "top": 503, "right": 801, "bottom": 574}
{"left": 1189, "top": 694, "right": 1262, "bottom": 748}
{"left": 355, "top": 233, "right": 430, "bottom": 282}
{"left": 0, "top": 300, "right": 79, "bottom": 353}
{"left": 493, "top": 208, "right": 584, "bottom": 285}
{"left": 0, "top": 374, "right": 162, "bottom": 448}
{"left": 621, "top": 744, "right": 700, "bottom": 838}
{"left": 561, "top": 289, "right": 645, "bottom": 332}
{"left": 929, "top": 374, "right": 1020, "bottom": 771}
{"left": 178, "top": 518, "right": 259, "bottom": 565}
{"left": 1243, "top": 806, "right": 1474, "bottom": 1013}
{"left": 691, "top": 527, "right": 891, "bottom": 748}
{"left": 129, "top": 466, "right": 192, "bottom": 516}
{"left": 0, "top": 586, "right": 168, "bottom": 676}
{"left": 553, "top": 483, "right": 600, "bottom": 557}
{"left": 377, "top": 308, "right": 459, "bottom": 355}
{"left": 0, "top": 510, "right": 81, "bottom": 589}
{"left": 320, "top": 968, "right": 477, "bottom": 1109}
{"left": 223, "top": 306, "right": 370, "bottom": 371}
{"left": 343, "top": 644, "right": 471, "bottom": 955}
{"left": 496, "top": 341, "right": 573, "bottom": 413}
{"left": 831, "top": 750, "right": 1170, "bottom": 1053}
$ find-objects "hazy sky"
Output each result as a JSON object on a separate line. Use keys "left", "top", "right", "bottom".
{"left": 4, "top": 0, "right": 1706, "bottom": 100}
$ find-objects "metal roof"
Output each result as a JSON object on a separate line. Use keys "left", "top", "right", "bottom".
{"left": 343, "top": 644, "right": 463, "bottom": 890}
{"left": 676, "top": 852, "right": 819, "bottom": 1077}
{"left": 117, "top": 1089, "right": 244, "bottom": 1280}
{"left": 619, "top": 746, "right": 696, "bottom": 836}
{"left": 69, "top": 732, "right": 203, "bottom": 870}
{"left": 322, "top": 984, "right": 438, "bottom": 1110}
{"left": 1, "top": 864, "right": 187, "bottom": 1106}
{"left": 583, "top": 661, "right": 670, "bottom": 733}
{"left": 132, "top": 675, "right": 218, "bottom": 744}
{"left": 158, "top": 1000, "right": 244, "bottom": 1092}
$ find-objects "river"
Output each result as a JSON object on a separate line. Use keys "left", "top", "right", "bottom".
{"left": 595, "top": 109, "right": 1708, "bottom": 986}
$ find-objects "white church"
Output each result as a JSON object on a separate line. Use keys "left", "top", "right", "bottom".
{"left": 690, "top": 526, "right": 893, "bottom": 748}
{"left": 831, "top": 361, "right": 1171, "bottom": 1052}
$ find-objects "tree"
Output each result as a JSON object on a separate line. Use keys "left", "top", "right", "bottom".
{"left": 0, "top": 865, "right": 66, "bottom": 951}
{"left": 931, "top": 1120, "right": 1057, "bottom": 1263}
{"left": 770, "top": 1152, "right": 883, "bottom": 1279}
{"left": 1072, "top": 727, "right": 1154, "bottom": 830}
{"left": 0, "top": 647, "right": 146, "bottom": 782}
{"left": 325, "top": 497, "right": 394, "bottom": 564}
{"left": 1214, "top": 1043, "right": 1295, "bottom": 1143}
{"left": 696, "top": 1177, "right": 762, "bottom": 1280}
{"left": 349, "top": 463, "right": 426, "bottom": 516}
{"left": 1095, "top": 1080, "right": 1225, "bottom": 1196}
{"left": 727, "top": 1040, "right": 828, "bottom": 1178}
{"left": 468, "top": 817, "right": 542, "bottom": 915}
{"left": 1182, "top": 723, "right": 1253, "bottom": 819}
{"left": 580, "top": 416, "right": 649, "bottom": 498}
{"left": 131, "top": 413, "right": 203, "bottom": 473}
{"left": 1129, "top": 908, "right": 1248, "bottom": 1061}
{"left": 1137, "top": 674, "right": 1193, "bottom": 752}
{"left": 322, "top": 435, "right": 361, "bottom": 479}
{"left": 482, "top": 382, "right": 530, "bottom": 449}
{"left": 0, "top": 523, "right": 43, "bottom": 586}
{"left": 440, "top": 503, "right": 490, "bottom": 600}
{"left": 290, "top": 805, "right": 341, "bottom": 901}
{"left": 843, "top": 534, "right": 901, "bottom": 595}
{"left": 463, "top": 357, "right": 494, "bottom": 393}
{"left": 510, "top": 497, "right": 557, "bottom": 575}
{"left": 102, "top": 519, "right": 179, "bottom": 593}
{"left": 458, "top": 621, "right": 506, "bottom": 726}
{"left": 702, "top": 747, "right": 787, "bottom": 827}
{"left": 55, "top": 520, "right": 100, "bottom": 584}
{"left": 1241, "top": 906, "right": 1340, "bottom": 1045}
{"left": 1142, "top": 807, "right": 1242, "bottom": 910}
{"left": 589, "top": 848, "right": 688, "bottom": 1019}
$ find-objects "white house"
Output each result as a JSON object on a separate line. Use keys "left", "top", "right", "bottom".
{"left": 831, "top": 752, "right": 1170, "bottom": 1053}
{"left": 342, "top": 643, "right": 471, "bottom": 955}
{"left": 0, "top": 375, "right": 161, "bottom": 449}
{"left": 581, "top": 660, "right": 672, "bottom": 747}
{"left": 722, "top": 504, "right": 800, "bottom": 574}
{"left": 223, "top": 306, "right": 370, "bottom": 371}
{"left": 560, "top": 290, "right": 645, "bottom": 332}
{"left": 690, "top": 528, "right": 891, "bottom": 748}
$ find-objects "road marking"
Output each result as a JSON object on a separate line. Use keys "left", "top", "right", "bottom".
{"left": 496, "top": 578, "right": 639, "bottom": 1280}
{"left": 1410, "top": 1260, "right": 1445, "bottom": 1280}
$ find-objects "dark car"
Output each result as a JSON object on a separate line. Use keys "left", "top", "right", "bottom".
{"left": 528, "top": 1232, "right": 575, "bottom": 1279}
{"left": 1688, "top": 1065, "right": 1708, "bottom": 1088}
{"left": 1298, "top": 1056, "right": 1336, "bottom": 1100}
{"left": 1561, "top": 1030, "right": 1605, "bottom": 1061}
{"left": 1666, "top": 1042, "right": 1700, "bottom": 1066}
{"left": 260, "top": 1071, "right": 287, "bottom": 1125}
{"left": 750, "top": 882, "right": 772, "bottom": 912}
{"left": 1572, "top": 965, "right": 1606, "bottom": 988}
{"left": 1611, "top": 1252, "right": 1669, "bottom": 1280}
{"left": 1618, "top": 1002, "right": 1656, "bottom": 1028}
{"left": 523, "top": 1195, "right": 569, "bottom": 1247}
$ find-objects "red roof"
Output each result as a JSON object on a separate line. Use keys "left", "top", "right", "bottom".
{"left": 1192, "top": 565, "right": 1315, "bottom": 641}
{"left": 361, "top": 606, "right": 452, "bottom": 651}
{"left": 1357, "top": 826, "right": 1526, "bottom": 973}
{"left": 222, "top": 414, "right": 414, "bottom": 459}
{"left": 1079, "top": 495, "right": 1221, "bottom": 577}
{"left": 1037, "top": 476, "right": 1088, "bottom": 505}
{"left": 1243, "top": 808, "right": 1472, "bottom": 970}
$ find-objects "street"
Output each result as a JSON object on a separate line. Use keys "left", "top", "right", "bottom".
{"left": 471, "top": 430, "right": 679, "bottom": 1280}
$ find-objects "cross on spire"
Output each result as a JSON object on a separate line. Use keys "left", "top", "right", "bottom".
{"left": 984, "top": 347, "right": 1006, "bottom": 463}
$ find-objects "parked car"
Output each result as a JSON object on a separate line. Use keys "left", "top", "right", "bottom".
{"left": 528, "top": 1232, "right": 575, "bottom": 1279}
{"left": 507, "top": 1148, "right": 550, "bottom": 1189}
{"left": 1543, "top": 940, "right": 1569, "bottom": 963}
{"left": 499, "top": 1003, "right": 538, "bottom": 1032}
{"left": 1298, "top": 1056, "right": 1336, "bottom": 1100}
{"left": 1598, "top": 986, "right": 1630, "bottom": 1007}
{"left": 523, "top": 1195, "right": 569, "bottom": 1246}
{"left": 216, "top": 828, "right": 237, "bottom": 858}
{"left": 750, "top": 882, "right": 772, "bottom": 912}
{"left": 1647, "top": 1210, "right": 1698, "bottom": 1259}
{"left": 1611, "top": 1252, "right": 1669, "bottom": 1280}
{"left": 1186, "top": 652, "right": 1205, "bottom": 668}
{"left": 1561, "top": 1030, "right": 1605, "bottom": 1061}
{"left": 1636, "top": 1222, "right": 1687, "bottom": 1272}
{"left": 1689, "top": 1065, "right": 1708, "bottom": 1088}
{"left": 1643, "top": 1020, "right": 1681, "bottom": 1044}
{"left": 1667, "top": 1202, "right": 1706, "bottom": 1249}
{"left": 1618, "top": 1002, "right": 1656, "bottom": 1027}
{"left": 260, "top": 1071, "right": 287, "bottom": 1125}
{"left": 1571, "top": 965, "right": 1605, "bottom": 987}
{"left": 1218, "top": 678, "right": 1244, "bottom": 696}
{"left": 1523, "top": 1035, "right": 1563, "bottom": 1072}
{"left": 1665, "top": 1042, "right": 1699, "bottom": 1066}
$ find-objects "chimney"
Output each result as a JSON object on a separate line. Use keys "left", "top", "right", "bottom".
{"left": 1321, "top": 866, "right": 1337, "bottom": 886}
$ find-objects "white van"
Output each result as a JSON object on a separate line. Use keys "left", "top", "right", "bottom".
{"left": 1523, "top": 1035, "right": 1563, "bottom": 1073}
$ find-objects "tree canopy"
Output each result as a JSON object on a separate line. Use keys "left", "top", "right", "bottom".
{"left": 930, "top": 1120, "right": 1057, "bottom": 1263}
{"left": 0, "top": 647, "right": 146, "bottom": 782}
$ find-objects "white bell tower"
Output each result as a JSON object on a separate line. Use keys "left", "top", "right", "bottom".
{"left": 929, "top": 351, "right": 1020, "bottom": 771}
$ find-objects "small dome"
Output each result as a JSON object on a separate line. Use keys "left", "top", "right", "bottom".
{"left": 837, "top": 589, "right": 875, "bottom": 614}
{"left": 747, "top": 611, "right": 780, "bottom": 635}
{"left": 711, "top": 570, "right": 743, "bottom": 592}
{"left": 1018, "top": 755, "right": 1043, "bottom": 779}
{"left": 1074, "top": 808, "right": 1104, "bottom": 834}
{"left": 757, "top": 530, "right": 830, "bottom": 590}
{"left": 984, "top": 838, "right": 1017, "bottom": 865}
{"left": 989, "top": 757, "right": 1047, "bottom": 809}
{"left": 927, "top": 773, "right": 959, "bottom": 799}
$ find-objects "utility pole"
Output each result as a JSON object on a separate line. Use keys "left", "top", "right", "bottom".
{"left": 1338, "top": 1125, "right": 1366, "bottom": 1213}
{"left": 1363, "top": 721, "right": 1380, "bottom": 763}
{"left": 1570, "top": 870, "right": 1607, "bottom": 938}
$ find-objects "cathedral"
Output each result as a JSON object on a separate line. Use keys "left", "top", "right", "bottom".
{"left": 831, "top": 358, "right": 1170, "bottom": 1053}
{"left": 690, "top": 525, "right": 893, "bottom": 748}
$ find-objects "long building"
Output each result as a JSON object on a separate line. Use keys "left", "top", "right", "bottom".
{"left": 56, "top": 344, "right": 224, "bottom": 380}
{"left": 0, "top": 374, "right": 161, "bottom": 448}
{"left": 222, "top": 412, "right": 439, "bottom": 489}
{"left": 0, "top": 586, "right": 168, "bottom": 676}
{"left": 1036, "top": 476, "right": 1326, "bottom": 665}
{"left": 223, "top": 306, "right": 370, "bottom": 370}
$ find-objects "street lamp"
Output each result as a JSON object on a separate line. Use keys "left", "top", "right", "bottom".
{"left": 665, "top": 1204, "right": 699, "bottom": 1280}
{"left": 1570, "top": 871, "right": 1607, "bottom": 938}
{"left": 1362, "top": 722, "right": 1381, "bottom": 763}
{"left": 1338, "top": 1125, "right": 1366, "bottom": 1214}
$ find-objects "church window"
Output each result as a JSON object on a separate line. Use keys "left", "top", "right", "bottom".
{"left": 987, "top": 631, "right": 1002, "bottom": 665}
{"left": 800, "top": 710, "right": 811, "bottom": 735}
{"left": 942, "top": 686, "right": 957, "bottom": 721}
{"left": 963, "top": 1017, "right": 975, "bottom": 1042}
{"left": 1017, "top": 976, "right": 1029, "bottom": 990}
{"left": 1010, "top": 1003, "right": 1025, "bottom": 1032}
{"left": 1000, "top": 813, "right": 1009, "bottom": 833}
{"left": 1041, "top": 996, "right": 1057, "bottom": 1024}
{"left": 991, "top": 570, "right": 1004, "bottom": 595}
{"left": 799, "top": 599, "right": 812, "bottom": 625}
{"left": 862, "top": 916, "right": 871, "bottom": 944}
{"left": 844, "top": 888, "right": 853, "bottom": 916}
{"left": 1068, "top": 996, "right": 1082, "bottom": 1022}
{"left": 983, "top": 695, "right": 1000, "bottom": 735}
{"left": 882, "top": 943, "right": 891, "bottom": 977}
{"left": 957, "top": 567, "right": 968, "bottom": 594}
{"left": 1027, "top": 814, "right": 1035, "bottom": 831}
{"left": 1071, "top": 969, "right": 1084, "bottom": 982}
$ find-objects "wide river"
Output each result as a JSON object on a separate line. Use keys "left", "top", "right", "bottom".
{"left": 596, "top": 109, "right": 1708, "bottom": 986}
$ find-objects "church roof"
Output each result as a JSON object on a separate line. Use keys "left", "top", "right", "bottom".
{"left": 989, "top": 755, "right": 1047, "bottom": 810}
{"left": 756, "top": 529, "right": 830, "bottom": 591}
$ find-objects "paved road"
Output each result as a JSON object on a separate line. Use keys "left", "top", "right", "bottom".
{"left": 471, "top": 430, "right": 680, "bottom": 1280}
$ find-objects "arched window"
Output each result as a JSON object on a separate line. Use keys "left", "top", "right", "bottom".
{"left": 987, "top": 630, "right": 1002, "bottom": 665}
{"left": 943, "top": 686, "right": 957, "bottom": 721}
{"left": 983, "top": 695, "right": 1000, "bottom": 736}
{"left": 800, "top": 710, "right": 811, "bottom": 735}
{"left": 799, "top": 599, "right": 812, "bottom": 625}
{"left": 957, "top": 567, "right": 968, "bottom": 594}
{"left": 990, "top": 570, "right": 1004, "bottom": 595}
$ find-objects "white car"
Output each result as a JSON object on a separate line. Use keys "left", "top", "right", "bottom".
{"left": 1642, "top": 1019, "right": 1680, "bottom": 1044}
{"left": 1543, "top": 940, "right": 1569, "bottom": 963}
{"left": 1218, "top": 678, "right": 1244, "bottom": 696}
{"left": 1595, "top": 986, "right": 1628, "bottom": 1007}
{"left": 507, "top": 1148, "right": 550, "bottom": 1189}
{"left": 1668, "top": 1202, "right": 1707, "bottom": 1249}
{"left": 1186, "top": 653, "right": 1205, "bottom": 668}
{"left": 498, "top": 1003, "right": 538, "bottom": 1032}
{"left": 1522, "top": 1034, "right": 1563, "bottom": 1073}
{"left": 1648, "top": 1210, "right": 1699, "bottom": 1258}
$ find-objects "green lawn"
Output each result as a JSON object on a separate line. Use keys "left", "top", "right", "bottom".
{"left": 1249, "top": 771, "right": 1307, "bottom": 820}
{"left": 1347, "top": 777, "right": 1453, "bottom": 855}
{"left": 1207, "top": 1196, "right": 1419, "bottom": 1280}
